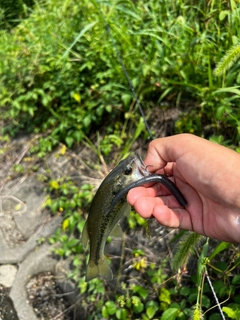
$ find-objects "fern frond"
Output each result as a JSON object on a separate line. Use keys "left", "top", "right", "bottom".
{"left": 171, "top": 232, "right": 203, "bottom": 271}
{"left": 214, "top": 42, "right": 240, "bottom": 76}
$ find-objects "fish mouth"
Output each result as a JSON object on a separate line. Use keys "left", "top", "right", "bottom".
{"left": 134, "top": 154, "right": 150, "bottom": 178}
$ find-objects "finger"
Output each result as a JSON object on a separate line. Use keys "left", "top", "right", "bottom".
{"left": 127, "top": 187, "right": 156, "bottom": 206}
{"left": 127, "top": 184, "right": 173, "bottom": 206}
{"left": 144, "top": 136, "right": 187, "bottom": 172}
{"left": 133, "top": 196, "right": 194, "bottom": 231}
{"left": 152, "top": 204, "right": 192, "bottom": 230}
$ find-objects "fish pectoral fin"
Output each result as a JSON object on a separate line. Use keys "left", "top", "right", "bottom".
{"left": 110, "top": 223, "right": 123, "bottom": 238}
{"left": 86, "top": 257, "right": 113, "bottom": 282}
{"left": 124, "top": 203, "right": 131, "bottom": 216}
{"left": 81, "top": 221, "right": 89, "bottom": 248}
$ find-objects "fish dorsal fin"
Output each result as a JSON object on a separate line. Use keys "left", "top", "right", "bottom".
{"left": 81, "top": 221, "right": 89, "bottom": 248}
{"left": 110, "top": 223, "right": 123, "bottom": 237}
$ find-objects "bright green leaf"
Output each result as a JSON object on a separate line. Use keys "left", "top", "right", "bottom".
{"left": 105, "top": 301, "right": 117, "bottom": 315}
{"left": 208, "top": 242, "right": 232, "bottom": 260}
{"left": 116, "top": 308, "right": 128, "bottom": 320}
{"left": 222, "top": 307, "right": 237, "bottom": 319}
{"left": 102, "top": 306, "right": 108, "bottom": 318}
{"left": 146, "top": 301, "right": 159, "bottom": 319}
{"left": 219, "top": 10, "right": 229, "bottom": 21}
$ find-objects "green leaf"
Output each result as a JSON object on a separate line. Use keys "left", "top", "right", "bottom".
{"left": 160, "top": 308, "right": 179, "bottom": 320}
{"left": 102, "top": 306, "right": 108, "bottom": 318}
{"left": 180, "top": 287, "right": 190, "bottom": 296}
{"left": 62, "top": 21, "right": 98, "bottom": 58}
{"left": 209, "top": 313, "right": 223, "bottom": 320}
{"left": 72, "top": 130, "right": 83, "bottom": 142}
{"left": 213, "top": 280, "right": 229, "bottom": 298}
{"left": 232, "top": 275, "right": 240, "bottom": 285}
{"left": 122, "top": 93, "right": 132, "bottom": 106}
{"left": 219, "top": 10, "right": 229, "bottom": 21}
{"left": 132, "top": 296, "right": 144, "bottom": 314}
{"left": 82, "top": 114, "right": 92, "bottom": 128}
{"left": 116, "top": 308, "right": 128, "bottom": 320}
{"left": 133, "top": 118, "right": 145, "bottom": 140}
{"left": 188, "top": 293, "right": 197, "bottom": 303}
{"left": 222, "top": 307, "right": 237, "bottom": 319}
{"left": 68, "top": 238, "right": 79, "bottom": 247}
{"left": 209, "top": 135, "right": 225, "bottom": 144}
{"left": 106, "top": 105, "right": 112, "bottom": 113}
{"left": 65, "top": 136, "right": 74, "bottom": 148}
{"left": 201, "top": 295, "right": 211, "bottom": 308}
{"left": 105, "top": 300, "right": 117, "bottom": 315}
{"left": 114, "top": 5, "right": 141, "bottom": 20}
{"left": 177, "top": 311, "right": 187, "bottom": 320}
{"left": 208, "top": 242, "right": 232, "bottom": 260}
{"left": 159, "top": 288, "right": 171, "bottom": 305}
{"left": 146, "top": 301, "right": 159, "bottom": 319}
{"left": 216, "top": 106, "right": 232, "bottom": 119}
{"left": 132, "top": 286, "right": 149, "bottom": 299}
{"left": 213, "top": 86, "right": 240, "bottom": 96}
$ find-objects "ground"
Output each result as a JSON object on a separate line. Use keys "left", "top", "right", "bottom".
{"left": 0, "top": 107, "right": 181, "bottom": 320}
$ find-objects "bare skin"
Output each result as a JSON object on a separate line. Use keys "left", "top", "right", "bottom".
{"left": 127, "top": 134, "right": 240, "bottom": 243}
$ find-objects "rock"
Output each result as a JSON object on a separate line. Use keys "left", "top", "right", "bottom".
{"left": 0, "top": 265, "right": 18, "bottom": 288}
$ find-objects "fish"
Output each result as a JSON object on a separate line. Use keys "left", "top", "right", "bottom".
{"left": 81, "top": 154, "right": 150, "bottom": 281}
{"left": 81, "top": 154, "right": 187, "bottom": 281}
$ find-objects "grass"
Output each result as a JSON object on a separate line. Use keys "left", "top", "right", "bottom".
{"left": 0, "top": 0, "right": 240, "bottom": 149}
{"left": 1, "top": 0, "right": 240, "bottom": 319}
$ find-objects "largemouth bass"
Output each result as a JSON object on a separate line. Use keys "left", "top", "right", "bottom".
{"left": 82, "top": 154, "right": 187, "bottom": 281}
{"left": 81, "top": 154, "right": 150, "bottom": 281}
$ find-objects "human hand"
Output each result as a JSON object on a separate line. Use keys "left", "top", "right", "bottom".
{"left": 127, "top": 134, "right": 240, "bottom": 243}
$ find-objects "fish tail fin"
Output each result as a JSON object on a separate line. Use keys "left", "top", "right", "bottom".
{"left": 86, "top": 262, "right": 99, "bottom": 281}
{"left": 99, "top": 257, "right": 113, "bottom": 281}
{"left": 86, "top": 257, "right": 113, "bottom": 281}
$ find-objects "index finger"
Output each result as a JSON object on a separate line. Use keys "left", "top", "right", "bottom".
{"left": 144, "top": 135, "right": 190, "bottom": 172}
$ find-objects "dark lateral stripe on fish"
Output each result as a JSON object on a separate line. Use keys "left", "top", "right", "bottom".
{"left": 105, "top": 174, "right": 187, "bottom": 216}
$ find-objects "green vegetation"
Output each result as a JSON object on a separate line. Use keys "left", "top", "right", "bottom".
{"left": 1, "top": 0, "right": 240, "bottom": 319}
{"left": 1, "top": 0, "right": 240, "bottom": 149}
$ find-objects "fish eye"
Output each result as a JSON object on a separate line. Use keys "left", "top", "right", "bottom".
{"left": 125, "top": 166, "right": 132, "bottom": 175}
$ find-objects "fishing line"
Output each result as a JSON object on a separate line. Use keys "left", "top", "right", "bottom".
{"left": 95, "top": 1, "right": 154, "bottom": 141}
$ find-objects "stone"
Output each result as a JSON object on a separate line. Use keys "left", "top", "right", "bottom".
{"left": 0, "top": 265, "right": 18, "bottom": 288}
